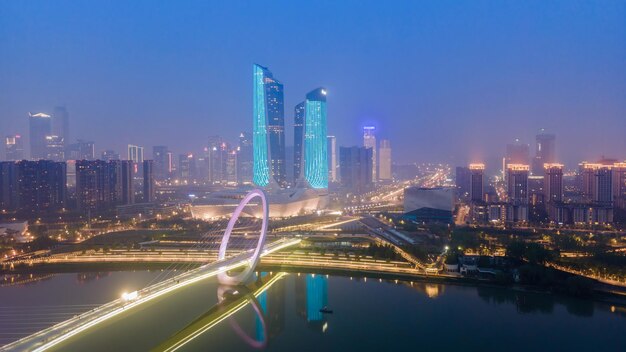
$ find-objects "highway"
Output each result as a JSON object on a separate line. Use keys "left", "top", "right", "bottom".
{"left": 0, "top": 238, "right": 301, "bottom": 352}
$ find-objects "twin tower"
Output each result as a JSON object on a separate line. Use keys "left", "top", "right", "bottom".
{"left": 252, "top": 64, "right": 328, "bottom": 190}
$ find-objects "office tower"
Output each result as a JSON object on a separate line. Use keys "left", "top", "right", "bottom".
{"left": 253, "top": 64, "right": 286, "bottom": 188}
{"left": 206, "top": 136, "right": 224, "bottom": 183}
{"left": 1, "top": 160, "right": 67, "bottom": 213}
{"left": 339, "top": 146, "right": 373, "bottom": 194}
{"left": 505, "top": 139, "right": 530, "bottom": 169}
{"left": 52, "top": 106, "right": 70, "bottom": 146}
{"left": 237, "top": 132, "right": 253, "bottom": 184}
{"left": 120, "top": 160, "right": 135, "bottom": 205}
{"left": 67, "top": 140, "right": 95, "bottom": 160}
{"left": 378, "top": 139, "right": 392, "bottom": 181}
{"left": 293, "top": 102, "right": 305, "bottom": 183}
{"left": 469, "top": 163, "right": 485, "bottom": 202}
{"left": 327, "top": 136, "right": 337, "bottom": 183}
{"left": 29, "top": 112, "right": 52, "bottom": 160}
{"left": 226, "top": 150, "right": 238, "bottom": 184}
{"left": 594, "top": 166, "right": 613, "bottom": 206}
{"left": 532, "top": 131, "right": 556, "bottom": 174}
{"left": 178, "top": 154, "right": 196, "bottom": 182}
{"left": 5, "top": 135, "right": 24, "bottom": 161}
{"left": 363, "top": 126, "right": 377, "bottom": 181}
{"left": 543, "top": 164, "right": 564, "bottom": 204}
{"left": 143, "top": 160, "right": 155, "bottom": 203}
{"left": 455, "top": 166, "right": 471, "bottom": 199}
{"left": 45, "top": 136, "right": 65, "bottom": 161}
{"left": 152, "top": 146, "right": 172, "bottom": 181}
{"left": 101, "top": 150, "right": 120, "bottom": 161}
{"left": 303, "top": 88, "right": 328, "bottom": 189}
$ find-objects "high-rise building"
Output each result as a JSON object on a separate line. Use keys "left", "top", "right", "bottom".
{"left": 505, "top": 139, "right": 530, "bottom": 175}
{"left": 327, "top": 136, "right": 337, "bottom": 183}
{"left": 543, "top": 163, "right": 564, "bottom": 223}
{"left": 178, "top": 153, "right": 196, "bottom": 183}
{"left": 101, "top": 150, "right": 120, "bottom": 161}
{"left": 469, "top": 163, "right": 485, "bottom": 202}
{"left": 303, "top": 88, "right": 328, "bottom": 189}
{"left": 237, "top": 132, "right": 253, "bottom": 184}
{"left": 543, "top": 163, "right": 564, "bottom": 204}
{"left": 455, "top": 166, "right": 471, "bottom": 199}
{"left": 506, "top": 164, "right": 529, "bottom": 222}
{"left": 45, "top": 135, "right": 65, "bottom": 161}
{"left": 76, "top": 160, "right": 121, "bottom": 212}
{"left": 52, "top": 106, "right": 70, "bottom": 150}
{"left": 363, "top": 126, "right": 377, "bottom": 181}
{"left": 293, "top": 102, "right": 305, "bottom": 183}
{"left": 206, "top": 136, "right": 225, "bottom": 183}
{"left": 120, "top": 160, "right": 135, "bottom": 205}
{"left": 532, "top": 131, "right": 556, "bottom": 174}
{"left": 378, "top": 139, "right": 392, "bottom": 181}
{"left": 152, "top": 146, "right": 172, "bottom": 181}
{"left": 0, "top": 160, "right": 66, "bottom": 214}
{"left": 226, "top": 150, "right": 238, "bottom": 184}
{"left": 253, "top": 64, "right": 286, "bottom": 188}
{"left": 5, "top": 135, "right": 24, "bottom": 161}
{"left": 143, "top": 160, "right": 155, "bottom": 203}
{"left": 613, "top": 162, "right": 626, "bottom": 209}
{"left": 339, "top": 146, "right": 373, "bottom": 194}
{"left": 127, "top": 144, "right": 144, "bottom": 163}
{"left": 67, "top": 140, "right": 95, "bottom": 160}
{"left": 29, "top": 112, "right": 52, "bottom": 160}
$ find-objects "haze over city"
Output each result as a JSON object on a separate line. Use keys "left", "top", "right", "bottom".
{"left": 2, "top": 0, "right": 625, "bottom": 167}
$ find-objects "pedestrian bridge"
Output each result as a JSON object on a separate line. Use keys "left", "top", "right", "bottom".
{"left": 1, "top": 190, "right": 301, "bottom": 352}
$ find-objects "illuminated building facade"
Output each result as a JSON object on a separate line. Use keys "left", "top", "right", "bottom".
{"left": 506, "top": 164, "right": 529, "bottom": 222}
{"left": 327, "top": 136, "right": 337, "bottom": 183}
{"left": 303, "top": 88, "right": 328, "bottom": 189}
{"left": 378, "top": 139, "right": 392, "bottom": 181}
{"left": 293, "top": 102, "right": 305, "bottom": 183}
{"left": 253, "top": 64, "right": 286, "bottom": 188}
{"left": 5, "top": 135, "right": 24, "bottom": 161}
{"left": 469, "top": 163, "right": 485, "bottom": 202}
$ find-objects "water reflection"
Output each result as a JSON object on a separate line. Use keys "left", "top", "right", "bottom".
{"left": 295, "top": 273, "right": 329, "bottom": 332}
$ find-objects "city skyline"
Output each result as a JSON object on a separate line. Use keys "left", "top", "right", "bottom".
{"left": 1, "top": 1, "right": 624, "bottom": 166}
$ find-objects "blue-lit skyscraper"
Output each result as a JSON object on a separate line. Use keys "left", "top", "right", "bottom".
{"left": 253, "top": 64, "right": 286, "bottom": 188}
{"left": 303, "top": 88, "right": 328, "bottom": 189}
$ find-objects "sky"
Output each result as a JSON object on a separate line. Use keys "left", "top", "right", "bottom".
{"left": 1, "top": 0, "right": 625, "bottom": 169}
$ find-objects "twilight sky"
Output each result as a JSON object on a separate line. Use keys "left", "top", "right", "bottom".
{"left": 1, "top": 0, "right": 625, "bottom": 168}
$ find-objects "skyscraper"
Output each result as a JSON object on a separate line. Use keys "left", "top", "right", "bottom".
{"left": 293, "top": 102, "right": 305, "bottom": 183}
{"left": 143, "top": 160, "right": 155, "bottom": 203}
{"left": 378, "top": 139, "right": 392, "bottom": 181}
{"left": 327, "top": 136, "right": 337, "bottom": 183}
{"left": 339, "top": 146, "right": 373, "bottom": 194}
{"left": 455, "top": 166, "right": 471, "bottom": 199}
{"left": 532, "top": 131, "right": 556, "bottom": 175}
{"left": 237, "top": 132, "right": 253, "bottom": 184}
{"left": 52, "top": 106, "right": 69, "bottom": 151}
{"left": 543, "top": 163, "right": 564, "bottom": 204}
{"left": 67, "top": 140, "right": 95, "bottom": 160}
{"left": 1, "top": 160, "right": 66, "bottom": 213}
{"left": 363, "top": 126, "right": 377, "bottom": 181}
{"left": 127, "top": 144, "right": 144, "bottom": 174}
{"left": 613, "top": 162, "right": 626, "bottom": 210}
{"left": 506, "top": 164, "right": 529, "bottom": 222}
{"left": 505, "top": 139, "right": 530, "bottom": 170}
{"left": 152, "top": 146, "right": 172, "bottom": 181}
{"left": 469, "top": 163, "right": 485, "bottom": 202}
{"left": 29, "top": 112, "right": 52, "bottom": 160}
{"left": 5, "top": 135, "right": 24, "bottom": 161}
{"left": 45, "top": 135, "right": 65, "bottom": 161}
{"left": 76, "top": 160, "right": 121, "bottom": 212}
{"left": 253, "top": 64, "right": 286, "bottom": 188}
{"left": 101, "top": 150, "right": 120, "bottom": 161}
{"left": 303, "top": 88, "right": 328, "bottom": 189}
{"left": 178, "top": 153, "right": 196, "bottom": 183}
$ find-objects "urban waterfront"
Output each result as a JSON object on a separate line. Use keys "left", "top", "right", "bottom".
{"left": 1, "top": 271, "right": 624, "bottom": 351}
